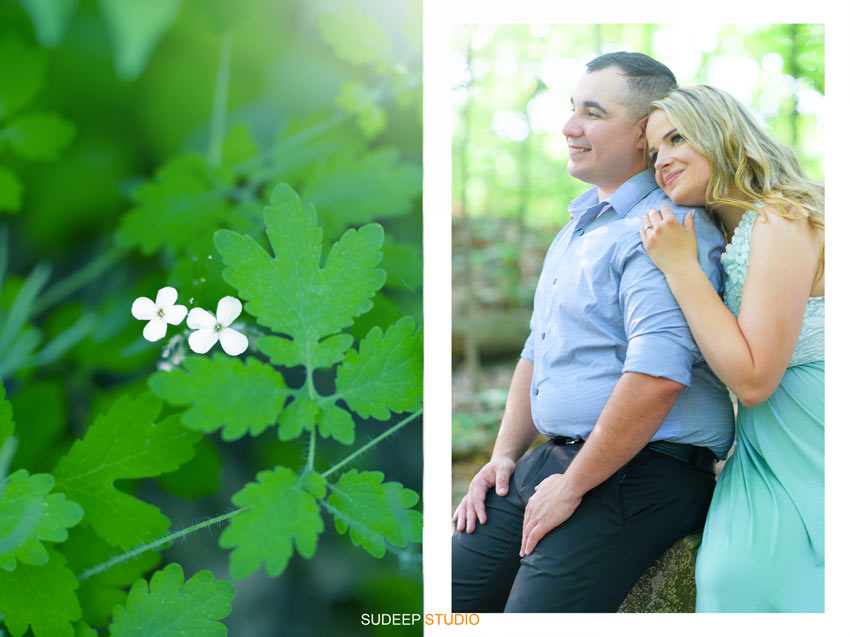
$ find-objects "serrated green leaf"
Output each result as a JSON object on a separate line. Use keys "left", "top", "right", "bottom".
{"left": 116, "top": 154, "right": 230, "bottom": 257}
{"left": 0, "top": 547, "right": 81, "bottom": 637}
{"left": 149, "top": 354, "right": 288, "bottom": 441}
{"left": 0, "top": 469, "right": 83, "bottom": 570}
{"left": 317, "top": 9, "right": 391, "bottom": 66}
{"left": 317, "top": 402, "right": 355, "bottom": 445}
{"left": 277, "top": 397, "right": 318, "bottom": 441}
{"left": 52, "top": 393, "right": 201, "bottom": 550}
{"left": 302, "top": 148, "right": 422, "bottom": 238}
{"left": 257, "top": 332, "right": 353, "bottom": 369}
{"left": 19, "top": 0, "right": 78, "bottom": 48}
{"left": 5, "top": 112, "right": 76, "bottom": 161}
{"left": 325, "top": 469, "right": 422, "bottom": 559}
{"left": 214, "top": 183, "right": 386, "bottom": 369}
{"left": 109, "top": 563, "right": 233, "bottom": 636}
{"left": 335, "top": 316, "right": 422, "bottom": 420}
{"left": 219, "top": 467, "right": 325, "bottom": 580}
{"left": 0, "top": 166, "right": 22, "bottom": 212}
{"left": 60, "top": 526, "right": 160, "bottom": 629}
{"left": 98, "top": 0, "right": 181, "bottom": 81}
{"left": 0, "top": 36, "right": 48, "bottom": 120}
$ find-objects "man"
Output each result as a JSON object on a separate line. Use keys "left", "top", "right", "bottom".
{"left": 452, "top": 52, "right": 735, "bottom": 612}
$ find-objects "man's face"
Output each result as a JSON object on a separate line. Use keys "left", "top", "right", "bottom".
{"left": 562, "top": 67, "right": 647, "bottom": 198}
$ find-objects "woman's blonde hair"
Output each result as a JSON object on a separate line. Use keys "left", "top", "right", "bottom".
{"left": 649, "top": 85, "right": 824, "bottom": 234}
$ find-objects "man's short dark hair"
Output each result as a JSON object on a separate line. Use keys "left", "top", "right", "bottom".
{"left": 586, "top": 52, "right": 677, "bottom": 119}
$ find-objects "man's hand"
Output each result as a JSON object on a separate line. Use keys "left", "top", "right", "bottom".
{"left": 452, "top": 456, "right": 516, "bottom": 533}
{"left": 519, "top": 472, "right": 582, "bottom": 557}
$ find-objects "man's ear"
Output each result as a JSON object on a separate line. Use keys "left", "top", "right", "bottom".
{"left": 635, "top": 115, "right": 649, "bottom": 147}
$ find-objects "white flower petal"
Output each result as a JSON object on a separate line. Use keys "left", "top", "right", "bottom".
{"left": 187, "top": 307, "right": 217, "bottom": 330}
{"left": 142, "top": 318, "right": 168, "bottom": 342}
{"left": 155, "top": 286, "right": 179, "bottom": 308}
{"left": 131, "top": 297, "right": 157, "bottom": 320}
{"left": 216, "top": 296, "right": 242, "bottom": 327}
{"left": 188, "top": 328, "right": 219, "bottom": 354}
{"left": 219, "top": 327, "right": 248, "bottom": 356}
{"left": 163, "top": 304, "right": 188, "bottom": 325}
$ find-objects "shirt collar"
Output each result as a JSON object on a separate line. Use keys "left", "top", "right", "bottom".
{"left": 569, "top": 169, "right": 659, "bottom": 219}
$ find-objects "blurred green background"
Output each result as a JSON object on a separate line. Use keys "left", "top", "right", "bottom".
{"left": 451, "top": 24, "right": 824, "bottom": 501}
{"left": 1, "top": 0, "right": 423, "bottom": 635}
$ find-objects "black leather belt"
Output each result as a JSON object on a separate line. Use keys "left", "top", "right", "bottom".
{"left": 549, "top": 436, "right": 717, "bottom": 473}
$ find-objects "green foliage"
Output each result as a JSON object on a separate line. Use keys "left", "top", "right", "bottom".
{"left": 325, "top": 469, "right": 422, "bottom": 559}
{"left": 53, "top": 393, "right": 201, "bottom": 550}
{"left": 335, "top": 316, "right": 423, "bottom": 420}
{"left": 109, "top": 563, "right": 234, "bottom": 636}
{"left": 220, "top": 468, "right": 326, "bottom": 580}
{"left": 0, "top": 469, "right": 83, "bottom": 570}
{"left": 0, "top": 547, "right": 81, "bottom": 637}
{"left": 98, "top": 0, "right": 182, "bottom": 81}
{"left": 3, "top": 0, "right": 423, "bottom": 633}
{"left": 149, "top": 353, "right": 289, "bottom": 441}
{"left": 216, "top": 183, "right": 385, "bottom": 355}
{"left": 0, "top": 35, "right": 76, "bottom": 212}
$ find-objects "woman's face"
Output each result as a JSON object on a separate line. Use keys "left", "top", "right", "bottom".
{"left": 646, "top": 110, "right": 711, "bottom": 207}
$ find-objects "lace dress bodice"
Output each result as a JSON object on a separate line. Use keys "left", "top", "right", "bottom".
{"left": 720, "top": 208, "right": 824, "bottom": 367}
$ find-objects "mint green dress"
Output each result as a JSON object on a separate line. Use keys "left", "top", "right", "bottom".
{"left": 695, "top": 209, "right": 824, "bottom": 612}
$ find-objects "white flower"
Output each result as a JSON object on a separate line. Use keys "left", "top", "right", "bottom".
{"left": 131, "top": 286, "right": 188, "bottom": 342}
{"left": 187, "top": 296, "right": 249, "bottom": 356}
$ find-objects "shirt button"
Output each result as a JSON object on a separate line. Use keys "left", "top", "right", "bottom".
{"left": 534, "top": 388, "right": 540, "bottom": 396}
{"left": 541, "top": 332, "right": 546, "bottom": 340}
{"left": 576, "top": 228, "right": 584, "bottom": 236}
{"left": 552, "top": 277, "right": 557, "bottom": 285}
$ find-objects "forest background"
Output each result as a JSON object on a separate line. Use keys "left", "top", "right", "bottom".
{"left": 451, "top": 23, "right": 824, "bottom": 503}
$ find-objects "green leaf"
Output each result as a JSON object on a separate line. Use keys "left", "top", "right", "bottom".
{"left": 0, "top": 36, "right": 48, "bottom": 120}
{"left": 52, "top": 393, "right": 201, "bottom": 550}
{"left": 0, "top": 469, "right": 83, "bottom": 571}
{"left": 149, "top": 354, "right": 288, "bottom": 441}
{"left": 335, "top": 316, "right": 423, "bottom": 420}
{"left": 116, "top": 154, "right": 230, "bottom": 257}
{"left": 5, "top": 112, "right": 77, "bottom": 161}
{"left": 257, "top": 333, "right": 353, "bottom": 369}
{"left": 214, "top": 183, "right": 386, "bottom": 366}
{"left": 302, "top": 148, "right": 422, "bottom": 237}
{"left": 60, "top": 526, "right": 160, "bottom": 629}
{"left": 0, "top": 166, "right": 22, "bottom": 212}
{"left": 98, "top": 0, "right": 182, "bottom": 81}
{"left": 325, "top": 469, "right": 422, "bottom": 558}
{"left": 277, "top": 397, "right": 318, "bottom": 441}
{"left": 109, "top": 563, "right": 233, "bottom": 636}
{"left": 317, "top": 402, "right": 355, "bottom": 445}
{"left": 316, "top": 9, "right": 391, "bottom": 67}
{"left": 0, "top": 547, "right": 81, "bottom": 637}
{"left": 19, "top": 0, "right": 79, "bottom": 47}
{"left": 336, "top": 82, "right": 387, "bottom": 138}
{"left": 219, "top": 467, "right": 325, "bottom": 580}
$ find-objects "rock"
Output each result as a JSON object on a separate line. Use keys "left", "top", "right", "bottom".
{"left": 618, "top": 531, "right": 703, "bottom": 613}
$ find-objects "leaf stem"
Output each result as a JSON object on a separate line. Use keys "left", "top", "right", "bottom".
{"left": 78, "top": 508, "right": 245, "bottom": 582}
{"left": 320, "top": 409, "right": 421, "bottom": 479}
{"left": 208, "top": 30, "right": 232, "bottom": 167}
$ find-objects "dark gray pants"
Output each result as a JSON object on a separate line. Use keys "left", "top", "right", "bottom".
{"left": 452, "top": 439, "right": 715, "bottom": 612}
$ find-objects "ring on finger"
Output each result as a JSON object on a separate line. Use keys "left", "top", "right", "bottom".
{"left": 642, "top": 222, "right": 653, "bottom": 231}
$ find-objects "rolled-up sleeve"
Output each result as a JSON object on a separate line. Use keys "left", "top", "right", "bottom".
{"left": 619, "top": 247, "right": 700, "bottom": 386}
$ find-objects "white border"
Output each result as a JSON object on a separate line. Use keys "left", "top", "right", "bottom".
{"left": 424, "top": 0, "right": 849, "bottom": 635}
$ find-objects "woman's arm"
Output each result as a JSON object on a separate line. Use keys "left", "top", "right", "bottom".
{"left": 641, "top": 205, "right": 820, "bottom": 407}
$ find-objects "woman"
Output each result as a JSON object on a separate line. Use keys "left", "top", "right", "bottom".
{"left": 639, "top": 85, "right": 824, "bottom": 612}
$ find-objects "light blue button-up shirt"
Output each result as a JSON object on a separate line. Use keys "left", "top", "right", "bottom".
{"left": 519, "top": 169, "right": 735, "bottom": 458}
